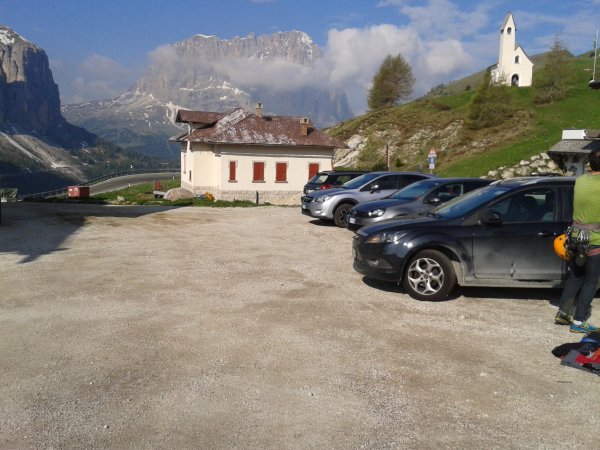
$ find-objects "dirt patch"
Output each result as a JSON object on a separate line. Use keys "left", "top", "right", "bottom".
{"left": 0, "top": 203, "right": 598, "bottom": 449}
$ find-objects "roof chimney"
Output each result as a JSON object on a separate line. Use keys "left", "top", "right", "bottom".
{"left": 300, "top": 117, "right": 309, "bottom": 136}
{"left": 255, "top": 102, "right": 263, "bottom": 118}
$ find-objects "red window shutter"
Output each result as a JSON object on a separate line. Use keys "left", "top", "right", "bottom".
{"left": 308, "top": 163, "right": 319, "bottom": 179}
{"left": 229, "top": 161, "right": 236, "bottom": 181}
{"left": 276, "top": 162, "right": 287, "bottom": 182}
{"left": 253, "top": 162, "right": 265, "bottom": 181}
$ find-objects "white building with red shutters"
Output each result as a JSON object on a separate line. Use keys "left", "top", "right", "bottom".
{"left": 172, "top": 104, "right": 344, "bottom": 205}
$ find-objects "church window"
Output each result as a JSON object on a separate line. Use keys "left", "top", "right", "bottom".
{"left": 507, "top": 27, "right": 512, "bottom": 35}
{"left": 515, "top": 55, "right": 520, "bottom": 64}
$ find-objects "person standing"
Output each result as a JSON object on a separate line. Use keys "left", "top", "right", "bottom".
{"left": 555, "top": 147, "right": 600, "bottom": 333}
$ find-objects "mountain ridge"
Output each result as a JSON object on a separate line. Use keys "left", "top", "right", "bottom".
{"left": 62, "top": 30, "right": 353, "bottom": 159}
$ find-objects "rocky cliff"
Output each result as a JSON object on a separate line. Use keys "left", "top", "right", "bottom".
{"left": 62, "top": 31, "right": 354, "bottom": 159}
{"left": 0, "top": 26, "right": 69, "bottom": 136}
{"left": 0, "top": 25, "right": 167, "bottom": 195}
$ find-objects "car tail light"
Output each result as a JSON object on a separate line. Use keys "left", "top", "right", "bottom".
{"left": 319, "top": 184, "right": 333, "bottom": 190}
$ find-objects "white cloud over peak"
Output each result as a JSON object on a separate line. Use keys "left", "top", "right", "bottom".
{"left": 53, "top": 54, "right": 139, "bottom": 104}
{"left": 140, "top": 21, "right": 475, "bottom": 115}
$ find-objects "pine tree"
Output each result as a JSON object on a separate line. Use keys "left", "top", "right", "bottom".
{"left": 533, "top": 38, "right": 573, "bottom": 104}
{"left": 467, "top": 69, "right": 513, "bottom": 130}
{"left": 367, "top": 54, "right": 415, "bottom": 110}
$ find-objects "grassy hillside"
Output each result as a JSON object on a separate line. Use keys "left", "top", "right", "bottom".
{"left": 327, "top": 53, "right": 600, "bottom": 177}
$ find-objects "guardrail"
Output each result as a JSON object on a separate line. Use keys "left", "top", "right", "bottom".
{"left": 19, "top": 169, "right": 179, "bottom": 200}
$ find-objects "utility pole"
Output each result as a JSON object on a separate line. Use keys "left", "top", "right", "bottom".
{"left": 386, "top": 145, "right": 391, "bottom": 170}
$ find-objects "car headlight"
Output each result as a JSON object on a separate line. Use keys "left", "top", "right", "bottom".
{"left": 315, "top": 195, "right": 333, "bottom": 203}
{"left": 365, "top": 231, "right": 408, "bottom": 244}
{"left": 367, "top": 208, "right": 386, "bottom": 217}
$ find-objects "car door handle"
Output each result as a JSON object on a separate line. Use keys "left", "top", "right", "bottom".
{"left": 537, "top": 231, "right": 556, "bottom": 237}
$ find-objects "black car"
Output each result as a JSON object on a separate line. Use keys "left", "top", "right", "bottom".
{"left": 346, "top": 177, "right": 493, "bottom": 232}
{"left": 352, "top": 177, "right": 575, "bottom": 301}
{"left": 303, "top": 170, "right": 369, "bottom": 195}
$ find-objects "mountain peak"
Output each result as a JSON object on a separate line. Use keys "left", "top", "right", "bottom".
{"left": 0, "top": 24, "right": 33, "bottom": 48}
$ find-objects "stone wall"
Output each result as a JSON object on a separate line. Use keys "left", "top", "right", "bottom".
{"left": 184, "top": 183, "right": 302, "bottom": 205}
{"left": 484, "top": 152, "right": 567, "bottom": 179}
{"left": 217, "top": 189, "right": 302, "bottom": 206}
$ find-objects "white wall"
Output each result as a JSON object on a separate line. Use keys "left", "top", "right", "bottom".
{"left": 216, "top": 144, "right": 332, "bottom": 191}
{"left": 181, "top": 142, "right": 334, "bottom": 204}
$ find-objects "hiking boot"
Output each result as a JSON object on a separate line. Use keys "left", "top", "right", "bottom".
{"left": 554, "top": 310, "right": 573, "bottom": 325}
{"left": 569, "top": 322, "right": 598, "bottom": 333}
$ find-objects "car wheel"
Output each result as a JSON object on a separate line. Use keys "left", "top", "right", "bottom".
{"left": 402, "top": 249, "right": 456, "bottom": 301}
{"left": 333, "top": 202, "right": 353, "bottom": 228}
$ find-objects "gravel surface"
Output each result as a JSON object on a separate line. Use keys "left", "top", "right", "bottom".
{"left": 1, "top": 202, "right": 599, "bottom": 449}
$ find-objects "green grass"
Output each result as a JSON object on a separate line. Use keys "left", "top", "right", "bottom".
{"left": 440, "top": 56, "right": 600, "bottom": 177}
{"left": 60, "top": 179, "right": 260, "bottom": 207}
{"left": 329, "top": 53, "right": 600, "bottom": 178}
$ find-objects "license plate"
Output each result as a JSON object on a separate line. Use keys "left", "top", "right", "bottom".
{"left": 302, "top": 204, "right": 307, "bottom": 210}
{"left": 352, "top": 247, "right": 357, "bottom": 259}
{"left": 348, "top": 217, "right": 356, "bottom": 224}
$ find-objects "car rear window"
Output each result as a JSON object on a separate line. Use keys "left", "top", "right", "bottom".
{"left": 308, "top": 173, "right": 330, "bottom": 184}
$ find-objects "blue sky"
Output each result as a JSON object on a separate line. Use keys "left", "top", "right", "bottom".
{"left": 2, "top": 0, "right": 600, "bottom": 114}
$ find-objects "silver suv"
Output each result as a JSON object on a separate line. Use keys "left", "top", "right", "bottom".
{"left": 301, "top": 171, "right": 435, "bottom": 227}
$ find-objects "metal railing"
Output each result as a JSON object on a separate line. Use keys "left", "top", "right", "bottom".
{"left": 19, "top": 168, "right": 179, "bottom": 200}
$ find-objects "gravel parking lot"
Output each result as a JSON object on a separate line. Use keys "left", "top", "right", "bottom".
{"left": 1, "top": 202, "right": 599, "bottom": 449}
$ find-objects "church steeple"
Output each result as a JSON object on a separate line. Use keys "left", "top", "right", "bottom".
{"left": 492, "top": 12, "right": 532, "bottom": 87}
{"left": 498, "top": 13, "right": 516, "bottom": 78}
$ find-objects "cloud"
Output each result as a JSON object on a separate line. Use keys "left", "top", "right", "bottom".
{"left": 141, "top": 21, "right": 475, "bottom": 116}
{"left": 322, "top": 24, "right": 473, "bottom": 113}
{"left": 52, "top": 0, "right": 600, "bottom": 116}
{"left": 380, "top": 0, "right": 493, "bottom": 39}
{"left": 52, "top": 54, "right": 139, "bottom": 105}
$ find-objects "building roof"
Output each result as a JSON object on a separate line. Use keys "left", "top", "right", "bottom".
{"left": 172, "top": 107, "right": 345, "bottom": 149}
{"left": 175, "top": 110, "right": 227, "bottom": 125}
{"left": 500, "top": 12, "right": 515, "bottom": 32}
{"left": 547, "top": 138, "right": 600, "bottom": 172}
{"left": 547, "top": 138, "right": 600, "bottom": 155}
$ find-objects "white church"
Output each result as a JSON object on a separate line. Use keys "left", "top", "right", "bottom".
{"left": 491, "top": 12, "right": 533, "bottom": 87}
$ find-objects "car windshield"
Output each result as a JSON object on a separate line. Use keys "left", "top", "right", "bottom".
{"left": 389, "top": 179, "right": 442, "bottom": 201}
{"left": 429, "top": 184, "right": 513, "bottom": 219}
{"left": 342, "top": 173, "right": 385, "bottom": 189}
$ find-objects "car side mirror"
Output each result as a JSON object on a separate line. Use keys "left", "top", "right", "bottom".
{"left": 370, "top": 184, "right": 380, "bottom": 192}
{"left": 481, "top": 209, "right": 502, "bottom": 224}
{"left": 425, "top": 197, "right": 442, "bottom": 205}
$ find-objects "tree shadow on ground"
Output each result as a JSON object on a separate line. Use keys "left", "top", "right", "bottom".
{"left": 0, "top": 202, "right": 177, "bottom": 264}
